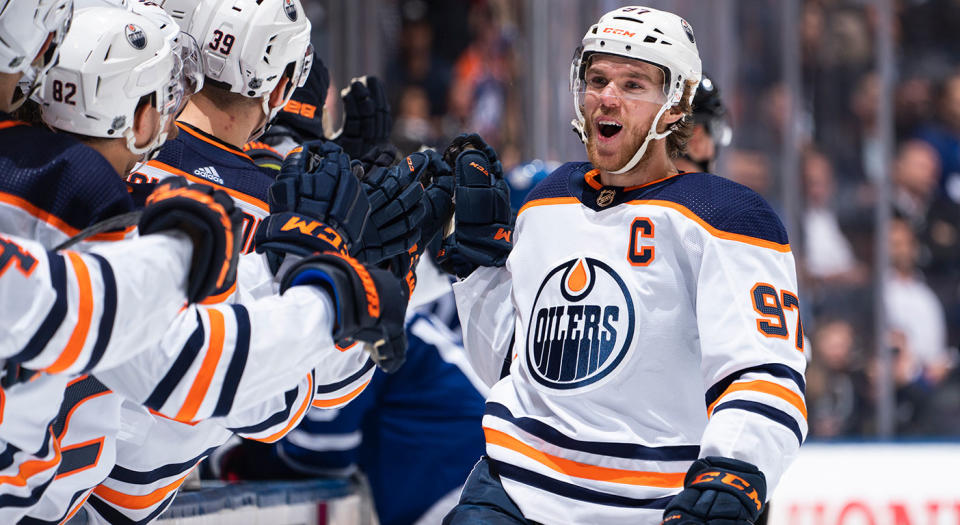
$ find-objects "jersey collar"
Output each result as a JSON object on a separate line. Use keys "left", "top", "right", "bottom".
{"left": 574, "top": 166, "right": 690, "bottom": 211}
{"left": 176, "top": 121, "right": 253, "bottom": 161}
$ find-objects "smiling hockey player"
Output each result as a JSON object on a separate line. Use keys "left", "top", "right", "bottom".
{"left": 443, "top": 6, "right": 806, "bottom": 525}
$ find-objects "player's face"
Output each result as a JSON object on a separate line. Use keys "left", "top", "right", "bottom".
{"left": 582, "top": 55, "right": 666, "bottom": 172}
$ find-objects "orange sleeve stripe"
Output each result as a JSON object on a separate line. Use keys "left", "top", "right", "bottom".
{"left": 0, "top": 430, "right": 61, "bottom": 487}
{"left": 252, "top": 373, "right": 315, "bottom": 443}
{"left": 86, "top": 226, "right": 136, "bottom": 242}
{"left": 0, "top": 120, "right": 27, "bottom": 130}
{"left": 483, "top": 427, "right": 685, "bottom": 488}
{"left": 174, "top": 309, "right": 226, "bottom": 422}
{"left": 311, "top": 378, "right": 370, "bottom": 408}
{"left": 199, "top": 282, "right": 237, "bottom": 305}
{"left": 517, "top": 197, "right": 580, "bottom": 217}
{"left": 92, "top": 470, "right": 191, "bottom": 509}
{"left": 708, "top": 379, "right": 807, "bottom": 420}
{"left": 59, "top": 489, "right": 93, "bottom": 525}
{"left": 145, "top": 160, "right": 269, "bottom": 213}
{"left": 627, "top": 199, "right": 792, "bottom": 252}
{"left": 45, "top": 253, "right": 95, "bottom": 374}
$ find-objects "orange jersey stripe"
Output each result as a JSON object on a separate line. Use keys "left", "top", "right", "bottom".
{"left": 59, "top": 489, "right": 93, "bottom": 525}
{"left": 708, "top": 379, "right": 807, "bottom": 420}
{"left": 144, "top": 160, "right": 269, "bottom": 213}
{"left": 176, "top": 122, "right": 253, "bottom": 161}
{"left": 484, "top": 427, "right": 685, "bottom": 488}
{"left": 311, "top": 378, "right": 370, "bottom": 408}
{"left": 175, "top": 309, "right": 227, "bottom": 422}
{"left": 92, "top": 470, "right": 191, "bottom": 509}
{"left": 627, "top": 200, "right": 791, "bottom": 252}
{"left": 0, "top": 120, "right": 27, "bottom": 130}
{"left": 253, "top": 373, "right": 315, "bottom": 443}
{"left": 517, "top": 197, "right": 580, "bottom": 217}
{"left": 0, "top": 191, "right": 83, "bottom": 237}
{"left": 46, "top": 253, "right": 95, "bottom": 374}
{"left": 0, "top": 430, "right": 61, "bottom": 487}
{"left": 199, "top": 282, "right": 237, "bottom": 305}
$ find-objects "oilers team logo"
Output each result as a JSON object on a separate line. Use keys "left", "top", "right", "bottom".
{"left": 526, "top": 257, "right": 635, "bottom": 390}
{"left": 283, "top": 0, "right": 298, "bottom": 21}
{"left": 125, "top": 24, "right": 147, "bottom": 50}
{"left": 681, "top": 19, "right": 695, "bottom": 44}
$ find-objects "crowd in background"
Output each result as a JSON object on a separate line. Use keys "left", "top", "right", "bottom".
{"left": 318, "top": 0, "right": 960, "bottom": 439}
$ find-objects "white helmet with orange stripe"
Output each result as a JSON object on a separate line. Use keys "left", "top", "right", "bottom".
{"left": 0, "top": 0, "right": 74, "bottom": 110}
{"left": 570, "top": 6, "right": 702, "bottom": 174}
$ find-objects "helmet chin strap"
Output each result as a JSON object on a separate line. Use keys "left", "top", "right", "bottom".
{"left": 610, "top": 101, "right": 674, "bottom": 175}
{"left": 250, "top": 93, "right": 283, "bottom": 142}
{"left": 124, "top": 111, "right": 172, "bottom": 161}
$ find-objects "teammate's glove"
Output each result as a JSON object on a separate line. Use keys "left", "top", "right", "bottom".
{"left": 662, "top": 457, "right": 767, "bottom": 525}
{"left": 138, "top": 177, "right": 243, "bottom": 303}
{"left": 436, "top": 134, "right": 512, "bottom": 278}
{"left": 332, "top": 76, "right": 392, "bottom": 161}
{"left": 353, "top": 156, "right": 427, "bottom": 265}
{"left": 356, "top": 142, "right": 401, "bottom": 174}
{"left": 280, "top": 252, "right": 407, "bottom": 373}
{"left": 254, "top": 141, "right": 370, "bottom": 274}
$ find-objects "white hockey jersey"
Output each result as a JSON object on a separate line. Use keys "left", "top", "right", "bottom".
{"left": 454, "top": 163, "right": 807, "bottom": 524}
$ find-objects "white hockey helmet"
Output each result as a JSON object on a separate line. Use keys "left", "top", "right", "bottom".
{"left": 39, "top": 6, "right": 197, "bottom": 158}
{"left": 0, "top": 0, "right": 74, "bottom": 110}
{"left": 570, "top": 6, "right": 702, "bottom": 174}
{"left": 160, "top": 0, "right": 313, "bottom": 130}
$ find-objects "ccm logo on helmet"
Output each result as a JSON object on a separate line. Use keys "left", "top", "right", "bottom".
{"left": 526, "top": 257, "right": 635, "bottom": 390}
{"left": 602, "top": 27, "right": 636, "bottom": 38}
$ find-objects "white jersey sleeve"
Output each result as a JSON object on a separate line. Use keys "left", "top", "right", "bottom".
{"left": 695, "top": 228, "right": 807, "bottom": 495}
{"left": 452, "top": 265, "right": 517, "bottom": 388}
{"left": 0, "top": 232, "right": 192, "bottom": 375}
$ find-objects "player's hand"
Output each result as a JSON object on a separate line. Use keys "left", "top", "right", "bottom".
{"left": 138, "top": 177, "right": 243, "bottom": 303}
{"left": 662, "top": 457, "right": 766, "bottom": 525}
{"left": 436, "top": 133, "right": 512, "bottom": 278}
{"left": 332, "top": 76, "right": 392, "bottom": 161}
{"left": 280, "top": 252, "right": 407, "bottom": 373}
{"left": 353, "top": 155, "right": 427, "bottom": 265}
{"left": 255, "top": 141, "right": 370, "bottom": 273}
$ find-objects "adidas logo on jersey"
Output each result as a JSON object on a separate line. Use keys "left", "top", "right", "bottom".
{"left": 194, "top": 166, "right": 224, "bottom": 184}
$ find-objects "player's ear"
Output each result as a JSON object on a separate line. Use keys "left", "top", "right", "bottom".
{"left": 131, "top": 100, "right": 160, "bottom": 149}
{"left": 660, "top": 105, "right": 685, "bottom": 129}
{"left": 268, "top": 77, "right": 291, "bottom": 110}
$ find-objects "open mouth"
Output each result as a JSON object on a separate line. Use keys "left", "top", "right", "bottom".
{"left": 597, "top": 119, "right": 623, "bottom": 139}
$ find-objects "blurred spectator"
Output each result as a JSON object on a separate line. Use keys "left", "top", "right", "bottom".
{"left": 802, "top": 149, "right": 868, "bottom": 286}
{"left": 914, "top": 72, "right": 960, "bottom": 203}
{"left": 392, "top": 85, "right": 437, "bottom": 153}
{"left": 892, "top": 140, "right": 941, "bottom": 229}
{"left": 885, "top": 218, "right": 952, "bottom": 386}
{"left": 385, "top": 6, "right": 454, "bottom": 122}
{"left": 806, "top": 319, "right": 871, "bottom": 438}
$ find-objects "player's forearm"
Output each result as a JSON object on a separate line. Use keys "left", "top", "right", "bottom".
{"left": 452, "top": 265, "right": 517, "bottom": 387}
{"left": 1, "top": 233, "right": 192, "bottom": 374}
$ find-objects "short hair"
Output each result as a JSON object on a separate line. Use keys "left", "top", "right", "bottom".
{"left": 198, "top": 83, "right": 261, "bottom": 113}
{"left": 666, "top": 80, "right": 698, "bottom": 158}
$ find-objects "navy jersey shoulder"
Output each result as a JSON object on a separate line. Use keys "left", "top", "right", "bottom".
{"left": 520, "top": 161, "right": 589, "bottom": 206}
{"left": 641, "top": 171, "right": 789, "bottom": 245}
{"left": 0, "top": 121, "right": 134, "bottom": 232}
{"left": 154, "top": 123, "right": 274, "bottom": 202}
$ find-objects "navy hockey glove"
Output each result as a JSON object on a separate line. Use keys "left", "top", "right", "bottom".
{"left": 356, "top": 142, "right": 401, "bottom": 174}
{"left": 255, "top": 141, "right": 370, "bottom": 273}
{"left": 662, "top": 457, "right": 767, "bottom": 525}
{"left": 138, "top": 177, "right": 243, "bottom": 303}
{"left": 332, "top": 76, "right": 392, "bottom": 161}
{"left": 280, "top": 252, "right": 407, "bottom": 373}
{"left": 271, "top": 49, "right": 329, "bottom": 143}
{"left": 415, "top": 149, "right": 455, "bottom": 247}
{"left": 353, "top": 155, "right": 427, "bottom": 265}
{"left": 436, "top": 134, "right": 512, "bottom": 278}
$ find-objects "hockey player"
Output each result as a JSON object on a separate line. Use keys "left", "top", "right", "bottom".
{"left": 442, "top": 6, "right": 806, "bottom": 524}
{"left": 674, "top": 73, "right": 731, "bottom": 174}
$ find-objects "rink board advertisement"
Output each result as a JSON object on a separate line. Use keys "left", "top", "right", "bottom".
{"left": 770, "top": 444, "right": 960, "bottom": 525}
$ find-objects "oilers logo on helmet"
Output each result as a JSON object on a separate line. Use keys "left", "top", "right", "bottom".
{"left": 125, "top": 24, "right": 147, "bottom": 49}
{"left": 283, "top": 0, "right": 298, "bottom": 21}
{"left": 526, "top": 257, "right": 635, "bottom": 390}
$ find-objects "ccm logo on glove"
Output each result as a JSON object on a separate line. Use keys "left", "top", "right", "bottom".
{"left": 280, "top": 216, "right": 347, "bottom": 255}
{"left": 690, "top": 470, "right": 763, "bottom": 511}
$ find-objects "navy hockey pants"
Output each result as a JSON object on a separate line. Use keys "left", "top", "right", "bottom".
{"left": 443, "top": 457, "right": 539, "bottom": 525}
